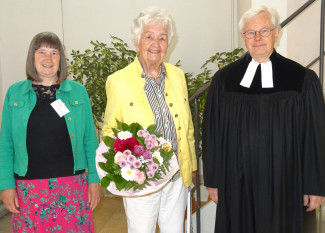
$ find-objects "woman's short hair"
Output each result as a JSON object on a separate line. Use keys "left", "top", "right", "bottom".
{"left": 238, "top": 5, "right": 280, "bottom": 33}
{"left": 131, "top": 6, "right": 174, "bottom": 45}
{"left": 26, "top": 32, "right": 68, "bottom": 83}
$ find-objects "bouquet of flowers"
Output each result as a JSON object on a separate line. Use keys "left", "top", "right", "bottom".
{"left": 96, "top": 119, "right": 179, "bottom": 196}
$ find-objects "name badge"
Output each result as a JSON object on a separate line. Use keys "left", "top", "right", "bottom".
{"left": 51, "top": 99, "right": 70, "bottom": 117}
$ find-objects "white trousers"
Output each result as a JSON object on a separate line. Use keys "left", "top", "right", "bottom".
{"left": 123, "top": 178, "right": 187, "bottom": 233}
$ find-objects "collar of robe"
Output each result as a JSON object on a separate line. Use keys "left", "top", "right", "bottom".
{"left": 240, "top": 58, "right": 273, "bottom": 88}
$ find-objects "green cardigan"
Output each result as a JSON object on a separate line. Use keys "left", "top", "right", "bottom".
{"left": 0, "top": 79, "right": 100, "bottom": 190}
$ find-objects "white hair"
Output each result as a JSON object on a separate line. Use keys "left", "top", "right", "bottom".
{"left": 131, "top": 6, "right": 174, "bottom": 45}
{"left": 238, "top": 5, "right": 280, "bottom": 33}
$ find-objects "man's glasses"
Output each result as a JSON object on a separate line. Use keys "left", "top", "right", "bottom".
{"left": 243, "top": 28, "right": 275, "bottom": 39}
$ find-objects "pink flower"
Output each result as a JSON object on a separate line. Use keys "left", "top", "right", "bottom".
{"left": 150, "top": 163, "right": 159, "bottom": 172}
{"left": 149, "top": 134, "right": 157, "bottom": 141}
{"left": 133, "top": 160, "right": 142, "bottom": 169}
{"left": 114, "top": 151, "right": 127, "bottom": 164}
{"left": 146, "top": 142, "right": 153, "bottom": 149}
{"left": 124, "top": 150, "right": 132, "bottom": 156}
{"left": 146, "top": 159, "right": 153, "bottom": 166}
{"left": 127, "top": 154, "right": 135, "bottom": 164}
{"left": 143, "top": 150, "right": 152, "bottom": 160}
{"left": 133, "top": 145, "right": 145, "bottom": 156}
{"left": 137, "top": 130, "right": 148, "bottom": 138}
{"left": 144, "top": 138, "right": 151, "bottom": 145}
{"left": 119, "top": 160, "right": 127, "bottom": 168}
{"left": 134, "top": 170, "right": 146, "bottom": 184}
{"left": 147, "top": 170, "right": 155, "bottom": 179}
{"left": 152, "top": 140, "right": 158, "bottom": 148}
{"left": 144, "top": 135, "right": 158, "bottom": 149}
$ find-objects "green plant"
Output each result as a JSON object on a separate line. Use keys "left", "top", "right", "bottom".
{"left": 69, "top": 35, "right": 243, "bottom": 137}
{"left": 69, "top": 35, "right": 137, "bottom": 129}
{"left": 183, "top": 48, "right": 245, "bottom": 144}
{"left": 185, "top": 48, "right": 244, "bottom": 97}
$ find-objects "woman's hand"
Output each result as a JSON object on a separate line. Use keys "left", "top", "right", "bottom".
{"left": 192, "top": 171, "right": 197, "bottom": 184}
{"left": 88, "top": 183, "right": 101, "bottom": 211}
{"left": 2, "top": 188, "right": 20, "bottom": 214}
{"left": 207, "top": 187, "right": 218, "bottom": 204}
{"left": 304, "top": 195, "right": 324, "bottom": 211}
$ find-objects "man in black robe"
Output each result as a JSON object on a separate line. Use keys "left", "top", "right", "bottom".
{"left": 202, "top": 5, "right": 325, "bottom": 233}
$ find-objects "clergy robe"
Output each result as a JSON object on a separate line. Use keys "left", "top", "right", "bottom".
{"left": 202, "top": 50, "right": 325, "bottom": 233}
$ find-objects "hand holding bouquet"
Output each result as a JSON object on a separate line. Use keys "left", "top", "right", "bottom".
{"left": 96, "top": 119, "right": 179, "bottom": 196}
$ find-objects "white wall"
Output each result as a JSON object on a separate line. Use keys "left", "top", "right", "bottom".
{"left": 287, "top": 0, "right": 322, "bottom": 75}
{"left": 237, "top": 0, "right": 251, "bottom": 49}
{"left": 0, "top": 0, "right": 235, "bottom": 123}
{"left": 1, "top": 0, "right": 322, "bottom": 121}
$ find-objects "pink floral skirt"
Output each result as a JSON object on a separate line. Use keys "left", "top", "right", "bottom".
{"left": 12, "top": 173, "right": 94, "bottom": 233}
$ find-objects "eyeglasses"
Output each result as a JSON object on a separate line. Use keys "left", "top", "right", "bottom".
{"left": 243, "top": 28, "right": 275, "bottom": 39}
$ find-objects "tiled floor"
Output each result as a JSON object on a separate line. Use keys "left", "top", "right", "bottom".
{"left": 0, "top": 197, "right": 324, "bottom": 233}
{"left": 93, "top": 196, "right": 128, "bottom": 233}
{"left": 0, "top": 196, "right": 158, "bottom": 233}
{"left": 0, "top": 196, "right": 127, "bottom": 233}
{"left": 0, "top": 212, "right": 11, "bottom": 233}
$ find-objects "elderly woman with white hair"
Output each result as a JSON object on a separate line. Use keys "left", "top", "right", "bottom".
{"left": 102, "top": 6, "right": 197, "bottom": 233}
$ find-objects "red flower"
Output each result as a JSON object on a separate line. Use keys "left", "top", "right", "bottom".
{"left": 113, "top": 137, "right": 140, "bottom": 153}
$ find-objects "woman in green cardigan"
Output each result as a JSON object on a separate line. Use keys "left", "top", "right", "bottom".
{"left": 0, "top": 32, "right": 101, "bottom": 232}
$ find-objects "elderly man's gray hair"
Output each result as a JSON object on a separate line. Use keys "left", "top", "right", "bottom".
{"left": 131, "top": 6, "right": 174, "bottom": 45}
{"left": 238, "top": 5, "right": 280, "bottom": 33}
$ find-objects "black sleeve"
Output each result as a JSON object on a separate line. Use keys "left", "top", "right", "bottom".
{"left": 202, "top": 72, "right": 222, "bottom": 188}
{"left": 303, "top": 69, "right": 325, "bottom": 196}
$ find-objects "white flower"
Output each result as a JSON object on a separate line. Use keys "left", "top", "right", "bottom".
{"left": 118, "top": 131, "right": 133, "bottom": 140}
{"left": 152, "top": 151, "right": 163, "bottom": 164}
{"left": 157, "top": 137, "right": 165, "bottom": 144}
{"left": 121, "top": 166, "right": 135, "bottom": 181}
{"left": 158, "top": 137, "right": 171, "bottom": 146}
{"left": 114, "top": 151, "right": 126, "bottom": 164}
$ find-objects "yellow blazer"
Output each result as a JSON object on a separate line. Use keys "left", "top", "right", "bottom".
{"left": 102, "top": 57, "right": 197, "bottom": 188}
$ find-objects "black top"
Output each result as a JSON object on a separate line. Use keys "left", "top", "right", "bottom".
{"left": 202, "top": 50, "right": 325, "bottom": 233}
{"left": 15, "top": 84, "right": 82, "bottom": 180}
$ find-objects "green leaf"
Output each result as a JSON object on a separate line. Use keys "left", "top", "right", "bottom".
{"left": 116, "top": 119, "right": 123, "bottom": 129}
{"left": 124, "top": 182, "right": 136, "bottom": 191}
{"left": 137, "top": 137, "right": 145, "bottom": 146}
{"left": 146, "top": 124, "right": 157, "bottom": 133}
{"left": 128, "top": 122, "right": 143, "bottom": 136}
{"left": 121, "top": 122, "right": 128, "bottom": 131}
{"left": 102, "top": 136, "right": 114, "bottom": 148}
{"left": 113, "top": 175, "right": 127, "bottom": 191}
{"left": 98, "top": 162, "right": 109, "bottom": 173}
{"left": 101, "top": 152, "right": 110, "bottom": 160}
{"left": 112, "top": 128, "right": 118, "bottom": 137}
{"left": 100, "top": 175, "right": 112, "bottom": 188}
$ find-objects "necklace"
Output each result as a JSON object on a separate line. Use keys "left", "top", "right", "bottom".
{"left": 155, "top": 65, "right": 162, "bottom": 80}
